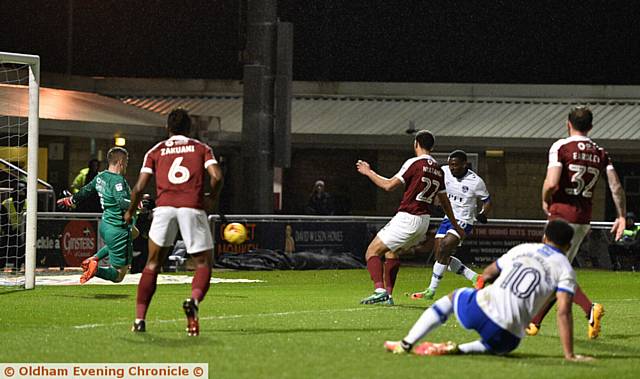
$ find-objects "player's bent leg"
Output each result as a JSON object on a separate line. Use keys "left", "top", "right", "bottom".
{"left": 403, "top": 294, "right": 454, "bottom": 346}
{"left": 527, "top": 296, "right": 557, "bottom": 335}
{"left": 181, "top": 250, "right": 212, "bottom": 337}
{"left": 588, "top": 302, "right": 605, "bottom": 340}
{"left": 361, "top": 237, "right": 391, "bottom": 304}
{"left": 457, "top": 340, "right": 488, "bottom": 354}
{"left": 133, "top": 239, "right": 171, "bottom": 331}
{"left": 413, "top": 341, "right": 459, "bottom": 356}
{"left": 190, "top": 249, "right": 213, "bottom": 303}
{"left": 80, "top": 257, "right": 99, "bottom": 284}
{"left": 383, "top": 251, "right": 400, "bottom": 303}
{"left": 448, "top": 256, "right": 483, "bottom": 288}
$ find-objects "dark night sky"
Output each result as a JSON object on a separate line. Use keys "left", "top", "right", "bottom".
{"left": 1, "top": 1, "right": 639, "bottom": 84}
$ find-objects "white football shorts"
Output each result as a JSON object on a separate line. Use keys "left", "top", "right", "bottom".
{"left": 148, "top": 206, "right": 214, "bottom": 254}
{"left": 377, "top": 211, "right": 431, "bottom": 252}
{"left": 566, "top": 223, "right": 591, "bottom": 262}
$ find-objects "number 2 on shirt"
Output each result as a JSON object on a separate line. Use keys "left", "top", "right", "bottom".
{"left": 415, "top": 177, "right": 440, "bottom": 204}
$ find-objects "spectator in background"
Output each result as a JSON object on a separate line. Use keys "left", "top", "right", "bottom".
{"left": 305, "top": 180, "right": 334, "bottom": 215}
{"left": 71, "top": 159, "right": 100, "bottom": 193}
{"left": 70, "top": 159, "right": 102, "bottom": 213}
{"left": 609, "top": 212, "right": 640, "bottom": 270}
{"left": 621, "top": 212, "right": 640, "bottom": 241}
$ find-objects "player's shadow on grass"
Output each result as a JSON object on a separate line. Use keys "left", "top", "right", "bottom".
{"left": 0, "top": 289, "right": 23, "bottom": 296}
{"left": 599, "top": 333, "right": 640, "bottom": 341}
{"left": 535, "top": 334, "right": 640, "bottom": 355}
{"left": 57, "top": 293, "right": 130, "bottom": 300}
{"left": 216, "top": 327, "right": 394, "bottom": 335}
{"left": 393, "top": 304, "right": 431, "bottom": 310}
{"left": 213, "top": 294, "right": 250, "bottom": 299}
{"left": 516, "top": 352, "right": 640, "bottom": 360}
{"left": 121, "top": 334, "right": 215, "bottom": 347}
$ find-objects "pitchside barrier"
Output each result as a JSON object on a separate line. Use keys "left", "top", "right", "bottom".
{"left": 32, "top": 212, "right": 629, "bottom": 270}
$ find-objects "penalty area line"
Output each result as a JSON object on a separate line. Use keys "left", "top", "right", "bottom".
{"left": 73, "top": 307, "right": 388, "bottom": 330}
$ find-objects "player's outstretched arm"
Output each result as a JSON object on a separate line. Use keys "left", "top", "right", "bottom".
{"left": 556, "top": 291, "right": 592, "bottom": 361}
{"left": 125, "top": 172, "right": 152, "bottom": 224}
{"left": 606, "top": 168, "right": 627, "bottom": 241}
{"left": 541, "top": 166, "right": 562, "bottom": 216}
{"left": 355, "top": 160, "right": 402, "bottom": 192}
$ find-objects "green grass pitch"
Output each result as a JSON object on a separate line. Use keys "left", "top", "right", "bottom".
{"left": 2, "top": 268, "right": 639, "bottom": 378}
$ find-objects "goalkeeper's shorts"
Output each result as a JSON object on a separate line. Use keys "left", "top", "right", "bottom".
{"left": 99, "top": 222, "right": 132, "bottom": 268}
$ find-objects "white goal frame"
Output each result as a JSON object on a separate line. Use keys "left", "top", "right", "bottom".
{"left": 0, "top": 52, "right": 39, "bottom": 289}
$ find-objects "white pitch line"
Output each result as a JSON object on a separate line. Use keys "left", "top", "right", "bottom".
{"left": 73, "top": 307, "right": 387, "bottom": 330}
{"left": 72, "top": 298, "right": 640, "bottom": 330}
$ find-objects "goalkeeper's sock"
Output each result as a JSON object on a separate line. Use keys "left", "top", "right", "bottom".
{"left": 428, "top": 262, "right": 447, "bottom": 291}
{"left": 94, "top": 246, "right": 109, "bottom": 260}
{"left": 191, "top": 265, "right": 211, "bottom": 303}
{"left": 366, "top": 256, "right": 384, "bottom": 290}
{"left": 136, "top": 268, "right": 158, "bottom": 320}
{"left": 383, "top": 258, "right": 400, "bottom": 295}
{"left": 448, "top": 257, "right": 477, "bottom": 281}
{"left": 404, "top": 295, "right": 453, "bottom": 345}
{"left": 96, "top": 266, "right": 118, "bottom": 282}
{"left": 458, "top": 340, "right": 488, "bottom": 354}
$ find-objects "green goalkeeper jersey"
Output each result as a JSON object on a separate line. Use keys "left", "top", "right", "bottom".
{"left": 73, "top": 171, "right": 131, "bottom": 228}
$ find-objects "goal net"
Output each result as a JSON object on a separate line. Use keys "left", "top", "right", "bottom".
{"left": 0, "top": 52, "right": 39, "bottom": 289}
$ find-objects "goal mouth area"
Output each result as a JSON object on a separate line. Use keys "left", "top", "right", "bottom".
{"left": 0, "top": 52, "right": 40, "bottom": 290}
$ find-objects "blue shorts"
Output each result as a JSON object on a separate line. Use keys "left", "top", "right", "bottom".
{"left": 435, "top": 218, "right": 474, "bottom": 239}
{"left": 453, "top": 288, "right": 521, "bottom": 355}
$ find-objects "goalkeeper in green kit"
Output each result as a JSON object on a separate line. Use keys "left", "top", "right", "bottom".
{"left": 57, "top": 147, "right": 138, "bottom": 284}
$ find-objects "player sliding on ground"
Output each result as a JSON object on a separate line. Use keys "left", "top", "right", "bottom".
{"left": 526, "top": 106, "right": 627, "bottom": 339}
{"left": 57, "top": 147, "right": 137, "bottom": 284}
{"left": 410, "top": 150, "right": 492, "bottom": 300}
{"left": 356, "top": 130, "right": 464, "bottom": 305}
{"left": 385, "top": 219, "right": 592, "bottom": 361}
{"left": 125, "top": 108, "right": 223, "bottom": 336}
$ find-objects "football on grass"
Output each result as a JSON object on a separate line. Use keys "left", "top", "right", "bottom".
{"left": 223, "top": 223, "right": 247, "bottom": 244}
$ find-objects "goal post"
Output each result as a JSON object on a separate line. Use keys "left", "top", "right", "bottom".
{"left": 0, "top": 52, "right": 39, "bottom": 289}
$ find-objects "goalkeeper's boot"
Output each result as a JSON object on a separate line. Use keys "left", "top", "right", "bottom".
{"left": 360, "top": 290, "right": 389, "bottom": 305}
{"left": 588, "top": 303, "right": 605, "bottom": 339}
{"left": 525, "top": 322, "right": 540, "bottom": 336}
{"left": 183, "top": 298, "right": 199, "bottom": 336}
{"left": 472, "top": 274, "right": 485, "bottom": 289}
{"left": 410, "top": 288, "right": 435, "bottom": 301}
{"left": 384, "top": 340, "right": 411, "bottom": 354}
{"left": 131, "top": 320, "right": 146, "bottom": 333}
{"left": 79, "top": 258, "right": 98, "bottom": 284}
{"left": 81, "top": 256, "right": 98, "bottom": 272}
{"left": 413, "top": 341, "right": 459, "bottom": 356}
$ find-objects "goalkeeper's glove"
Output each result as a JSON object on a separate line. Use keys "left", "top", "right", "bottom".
{"left": 476, "top": 212, "right": 488, "bottom": 224}
{"left": 57, "top": 196, "right": 76, "bottom": 209}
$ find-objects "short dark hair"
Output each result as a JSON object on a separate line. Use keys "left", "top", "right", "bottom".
{"left": 167, "top": 108, "right": 191, "bottom": 135}
{"left": 544, "top": 219, "right": 574, "bottom": 246}
{"left": 568, "top": 106, "right": 593, "bottom": 132}
{"left": 448, "top": 150, "right": 467, "bottom": 162}
{"left": 107, "top": 147, "right": 128, "bottom": 165}
{"left": 414, "top": 130, "right": 435, "bottom": 150}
